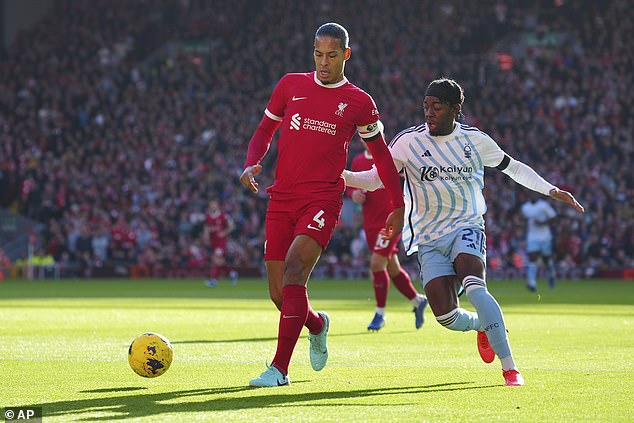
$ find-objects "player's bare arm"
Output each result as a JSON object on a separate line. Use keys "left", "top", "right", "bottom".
{"left": 240, "top": 164, "right": 263, "bottom": 193}
{"left": 549, "top": 187, "right": 585, "bottom": 213}
{"left": 202, "top": 225, "right": 211, "bottom": 245}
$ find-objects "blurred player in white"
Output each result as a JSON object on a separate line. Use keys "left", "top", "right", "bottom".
{"left": 343, "top": 78, "right": 584, "bottom": 386}
{"left": 521, "top": 197, "right": 557, "bottom": 291}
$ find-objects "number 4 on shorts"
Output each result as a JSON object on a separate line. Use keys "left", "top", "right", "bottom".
{"left": 308, "top": 210, "right": 325, "bottom": 231}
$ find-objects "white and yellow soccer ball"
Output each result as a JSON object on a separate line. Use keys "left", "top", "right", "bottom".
{"left": 128, "top": 332, "right": 173, "bottom": 378}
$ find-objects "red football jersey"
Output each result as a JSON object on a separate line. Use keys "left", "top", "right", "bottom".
{"left": 264, "top": 72, "right": 381, "bottom": 200}
{"left": 205, "top": 212, "right": 229, "bottom": 248}
{"left": 350, "top": 151, "right": 391, "bottom": 230}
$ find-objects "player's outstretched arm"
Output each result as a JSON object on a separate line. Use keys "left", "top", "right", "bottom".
{"left": 497, "top": 154, "right": 584, "bottom": 213}
{"left": 342, "top": 168, "right": 382, "bottom": 191}
{"left": 342, "top": 167, "right": 403, "bottom": 239}
{"left": 549, "top": 187, "right": 585, "bottom": 213}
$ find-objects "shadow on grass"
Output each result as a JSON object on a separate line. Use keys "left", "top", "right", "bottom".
{"left": 79, "top": 387, "right": 147, "bottom": 394}
{"left": 173, "top": 337, "right": 277, "bottom": 344}
{"left": 172, "top": 330, "right": 413, "bottom": 345}
{"left": 29, "top": 381, "right": 499, "bottom": 421}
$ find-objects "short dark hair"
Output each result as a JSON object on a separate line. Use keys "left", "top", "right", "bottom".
{"left": 315, "top": 22, "right": 349, "bottom": 51}
{"left": 425, "top": 78, "right": 464, "bottom": 106}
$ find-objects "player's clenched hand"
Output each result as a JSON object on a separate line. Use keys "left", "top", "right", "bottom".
{"left": 240, "top": 164, "right": 263, "bottom": 193}
{"left": 549, "top": 187, "right": 585, "bottom": 213}
{"left": 381, "top": 206, "right": 404, "bottom": 241}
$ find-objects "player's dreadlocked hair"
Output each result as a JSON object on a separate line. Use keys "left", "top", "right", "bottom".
{"left": 426, "top": 78, "right": 465, "bottom": 119}
{"left": 315, "top": 22, "right": 349, "bottom": 51}
{"left": 425, "top": 78, "right": 464, "bottom": 107}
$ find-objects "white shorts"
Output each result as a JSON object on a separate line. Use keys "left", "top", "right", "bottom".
{"left": 526, "top": 237, "right": 553, "bottom": 256}
{"left": 417, "top": 226, "right": 486, "bottom": 286}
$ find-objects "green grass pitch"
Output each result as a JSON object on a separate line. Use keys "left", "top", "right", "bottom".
{"left": 1, "top": 277, "right": 633, "bottom": 422}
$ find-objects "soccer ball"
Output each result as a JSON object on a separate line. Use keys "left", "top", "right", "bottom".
{"left": 128, "top": 332, "right": 173, "bottom": 378}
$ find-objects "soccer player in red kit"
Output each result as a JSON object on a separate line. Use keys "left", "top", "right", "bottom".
{"left": 349, "top": 143, "right": 428, "bottom": 331}
{"left": 240, "top": 22, "right": 405, "bottom": 387}
{"left": 203, "top": 199, "right": 237, "bottom": 287}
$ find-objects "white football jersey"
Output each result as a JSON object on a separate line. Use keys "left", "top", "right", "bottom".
{"left": 521, "top": 199, "right": 556, "bottom": 241}
{"left": 388, "top": 123, "right": 506, "bottom": 255}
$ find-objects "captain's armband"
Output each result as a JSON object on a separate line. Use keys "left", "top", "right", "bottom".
{"left": 357, "top": 120, "right": 384, "bottom": 139}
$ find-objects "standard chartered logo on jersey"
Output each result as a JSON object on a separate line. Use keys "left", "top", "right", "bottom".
{"left": 290, "top": 113, "right": 337, "bottom": 135}
{"left": 290, "top": 113, "right": 301, "bottom": 130}
{"left": 419, "top": 165, "right": 474, "bottom": 182}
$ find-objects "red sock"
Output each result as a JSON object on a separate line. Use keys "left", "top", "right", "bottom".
{"left": 305, "top": 306, "right": 324, "bottom": 335}
{"left": 271, "top": 285, "right": 309, "bottom": 375}
{"left": 221, "top": 264, "right": 231, "bottom": 277}
{"left": 372, "top": 270, "right": 390, "bottom": 308}
{"left": 392, "top": 269, "right": 417, "bottom": 300}
{"left": 210, "top": 267, "right": 220, "bottom": 279}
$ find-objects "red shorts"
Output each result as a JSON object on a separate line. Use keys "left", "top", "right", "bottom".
{"left": 264, "top": 196, "right": 343, "bottom": 261}
{"left": 211, "top": 239, "right": 227, "bottom": 251}
{"left": 365, "top": 227, "right": 400, "bottom": 258}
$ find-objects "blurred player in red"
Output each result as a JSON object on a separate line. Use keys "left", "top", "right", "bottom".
{"left": 240, "top": 22, "right": 405, "bottom": 387}
{"left": 203, "top": 199, "right": 237, "bottom": 287}
{"left": 349, "top": 142, "right": 428, "bottom": 331}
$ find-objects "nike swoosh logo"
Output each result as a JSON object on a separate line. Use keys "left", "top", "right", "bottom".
{"left": 282, "top": 315, "right": 300, "bottom": 319}
{"left": 307, "top": 224, "right": 322, "bottom": 231}
{"left": 292, "top": 96, "right": 307, "bottom": 101}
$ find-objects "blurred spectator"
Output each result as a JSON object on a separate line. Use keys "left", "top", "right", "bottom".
{"left": 0, "top": 248, "right": 11, "bottom": 280}
{"left": 0, "top": 0, "right": 631, "bottom": 278}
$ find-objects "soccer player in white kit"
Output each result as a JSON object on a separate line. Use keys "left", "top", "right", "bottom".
{"left": 343, "top": 78, "right": 584, "bottom": 386}
{"left": 521, "top": 197, "right": 557, "bottom": 291}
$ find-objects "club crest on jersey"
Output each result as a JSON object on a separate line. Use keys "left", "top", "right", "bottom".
{"left": 463, "top": 144, "right": 472, "bottom": 159}
{"left": 335, "top": 102, "right": 348, "bottom": 117}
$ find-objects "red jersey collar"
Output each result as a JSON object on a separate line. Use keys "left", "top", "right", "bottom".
{"left": 313, "top": 72, "right": 348, "bottom": 88}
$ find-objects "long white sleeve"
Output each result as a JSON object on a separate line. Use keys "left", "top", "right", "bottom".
{"left": 342, "top": 168, "right": 384, "bottom": 191}
{"left": 501, "top": 158, "right": 556, "bottom": 196}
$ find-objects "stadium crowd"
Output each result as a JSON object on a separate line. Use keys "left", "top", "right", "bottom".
{"left": 0, "top": 0, "right": 632, "bottom": 279}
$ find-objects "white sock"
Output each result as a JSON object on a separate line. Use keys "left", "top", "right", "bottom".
{"left": 500, "top": 355, "right": 518, "bottom": 371}
{"left": 375, "top": 307, "right": 386, "bottom": 316}
{"left": 409, "top": 294, "right": 425, "bottom": 307}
